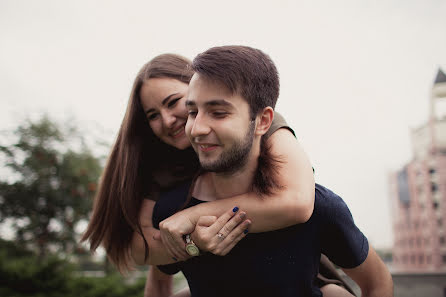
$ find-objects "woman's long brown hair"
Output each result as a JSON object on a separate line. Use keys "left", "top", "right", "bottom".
{"left": 81, "top": 54, "right": 195, "bottom": 272}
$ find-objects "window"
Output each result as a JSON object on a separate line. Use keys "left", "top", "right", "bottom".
{"left": 443, "top": 254, "right": 446, "bottom": 263}
{"left": 417, "top": 185, "right": 423, "bottom": 195}
{"left": 432, "top": 182, "right": 438, "bottom": 192}
{"left": 439, "top": 218, "right": 443, "bottom": 227}
{"left": 429, "top": 168, "right": 436, "bottom": 174}
{"left": 440, "top": 236, "right": 445, "bottom": 245}
{"left": 434, "top": 202, "right": 439, "bottom": 209}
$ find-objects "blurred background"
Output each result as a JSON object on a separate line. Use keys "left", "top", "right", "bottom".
{"left": 1, "top": 0, "right": 445, "bottom": 296}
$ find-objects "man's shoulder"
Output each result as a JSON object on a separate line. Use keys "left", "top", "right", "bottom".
{"left": 315, "top": 183, "right": 369, "bottom": 269}
{"left": 152, "top": 180, "right": 192, "bottom": 229}
{"left": 314, "top": 183, "right": 350, "bottom": 217}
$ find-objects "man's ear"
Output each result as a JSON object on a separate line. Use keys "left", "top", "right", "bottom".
{"left": 255, "top": 107, "right": 274, "bottom": 136}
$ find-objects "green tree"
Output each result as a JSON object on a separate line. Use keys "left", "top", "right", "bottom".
{"left": 0, "top": 115, "right": 103, "bottom": 260}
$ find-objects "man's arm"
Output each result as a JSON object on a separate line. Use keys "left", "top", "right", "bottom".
{"left": 342, "top": 246, "right": 393, "bottom": 297}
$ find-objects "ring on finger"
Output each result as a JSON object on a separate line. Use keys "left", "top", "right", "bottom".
{"left": 216, "top": 233, "right": 225, "bottom": 240}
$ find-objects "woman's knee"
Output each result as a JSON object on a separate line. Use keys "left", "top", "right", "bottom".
{"left": 320, "top": 284, "right": 355, "bottom": 297}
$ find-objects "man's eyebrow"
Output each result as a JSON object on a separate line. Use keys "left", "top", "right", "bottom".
{"left": 204, "top": 99, "right": 233, "bottom": 107}
{"left": 186, "top": 99, "right": 233, "bottom": 107}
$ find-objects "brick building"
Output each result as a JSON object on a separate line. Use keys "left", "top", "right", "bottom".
{"left": 390, "top": 69, "right": 446, "bottom": 272}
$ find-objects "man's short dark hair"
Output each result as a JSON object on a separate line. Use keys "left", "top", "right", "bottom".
{"left": 192, "top": 45, "right": 280, "bottom": 118}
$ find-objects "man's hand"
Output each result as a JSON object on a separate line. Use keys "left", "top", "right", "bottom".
{"left": 192, "top": 207, "right": 251, "bottom": 256}
{"left": 159, "top": 211, "right": 196, "bottom": 261}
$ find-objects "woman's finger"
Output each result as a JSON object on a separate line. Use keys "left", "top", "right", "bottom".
{"left": 168, "top": 234, "right": 189, "bottom": 260}
{"left": 219, "top": 219, "right": 251, "bottom": 255}
{"left": 216, "top": 211, "right": 246, "bottom": 239}
{"left": 160, "top": 231, "right": 185, "bottom": 260}
{"left": 206, "top": 206, "right": 239, "bottom": 235}
{"left": 171, "top": 233, "right": 188, "bottom": 257}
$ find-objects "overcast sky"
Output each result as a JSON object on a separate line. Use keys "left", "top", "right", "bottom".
{"left": 1, "top": 0, "right": 446, "bottom": 249}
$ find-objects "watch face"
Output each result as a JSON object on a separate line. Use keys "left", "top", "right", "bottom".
{"left": 186, "top": 244, "right": 199, "bottom": 256}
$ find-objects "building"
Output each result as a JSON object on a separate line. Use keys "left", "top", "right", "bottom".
{"left": 390, "top": 68, "right": 446, "bottom": 273}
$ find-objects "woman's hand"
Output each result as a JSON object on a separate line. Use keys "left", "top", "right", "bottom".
{"left": 159, "top": 211, "right": 196, "bottom": 261}
{"left": 191, "top": 207, "right": 251, "bottom": 256}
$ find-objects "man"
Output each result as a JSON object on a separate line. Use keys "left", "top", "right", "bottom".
{"left": 150, "top": 45, "right": 393, "bottom": 297}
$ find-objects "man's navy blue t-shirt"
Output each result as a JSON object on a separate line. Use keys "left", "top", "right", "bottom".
{"left": 153, "top": 183, "right": 369, "bottom": 297}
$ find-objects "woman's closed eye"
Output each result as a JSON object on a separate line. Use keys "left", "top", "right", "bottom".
{"left": 167, "top": 98, "right": 181, "bottom": 108}
{"left": 147, "top": 113, "right": 159, "bottom": 121}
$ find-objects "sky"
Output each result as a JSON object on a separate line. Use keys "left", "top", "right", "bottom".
{"left": 1, "top": 0, "right": 446, "bottom": 249}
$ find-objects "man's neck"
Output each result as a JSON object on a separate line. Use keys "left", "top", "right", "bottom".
{"left": 192, "top": 140, "right": 261, "bottom": 201}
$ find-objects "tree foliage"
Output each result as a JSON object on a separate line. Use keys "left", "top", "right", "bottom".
{"left": 0, "top": 238, "right": 146, "bottom": 297}
{"left": 0, "top": 115, "right": 103, "bottom": 259}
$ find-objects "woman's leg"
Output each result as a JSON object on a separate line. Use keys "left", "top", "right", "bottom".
{"left": 321, "top": 284, "right": 355, "bottom": 297}
{"left": 170, "top": 287, "right": 191, "bottom": 297}
{"left": 317, "top": 254, "right": 358, "bottom": 296}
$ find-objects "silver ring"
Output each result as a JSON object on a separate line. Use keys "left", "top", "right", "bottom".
{"left": 216, "top": 233, "right": 225, "bottom": 240}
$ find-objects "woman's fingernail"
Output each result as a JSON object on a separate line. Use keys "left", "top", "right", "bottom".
{"left": 232, "top": 206, "right": 239, "bottom": 212}
{"left": 244, "top": 229, "right": 249, "bottom": 234}
{"left": 239, "top": 212, "right": 246, "bottom": 219}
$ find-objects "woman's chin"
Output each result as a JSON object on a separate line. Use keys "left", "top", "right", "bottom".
{"left": 170, "top": 137, "right": 192, "bottom": 150}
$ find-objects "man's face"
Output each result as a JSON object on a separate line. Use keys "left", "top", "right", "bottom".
{"left": 185, "top": 74, "right": 255, "bottom": 174}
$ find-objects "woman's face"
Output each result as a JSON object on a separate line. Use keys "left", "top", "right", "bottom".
{"left": 140, "top": 77, "right": 191, "bottom": 150}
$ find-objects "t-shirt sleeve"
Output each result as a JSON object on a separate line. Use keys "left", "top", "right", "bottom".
{"left": 316, "top": 184, "right": 369, "bottom": 269}
{"left": 264, "top": 111, "right": 296, "bottom": 139}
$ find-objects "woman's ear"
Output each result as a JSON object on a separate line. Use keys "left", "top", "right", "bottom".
{"left": 255, "top": 107, "right": 274, "bottom": 136}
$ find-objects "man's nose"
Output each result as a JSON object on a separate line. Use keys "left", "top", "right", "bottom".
{"left": 190, "top": 113, "right": 211, "bottom": 138}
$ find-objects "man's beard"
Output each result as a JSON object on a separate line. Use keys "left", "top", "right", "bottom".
{"left": 200, "top": 121, "right": 255, "bottom": 175}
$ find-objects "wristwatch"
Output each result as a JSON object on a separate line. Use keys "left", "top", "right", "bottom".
{"left": 185, "top": 234, "right": 200, "bottom": 256}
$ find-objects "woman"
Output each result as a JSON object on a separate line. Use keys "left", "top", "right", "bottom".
{"left": 82, "top": 53, "right": 356, "bottom": 297}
